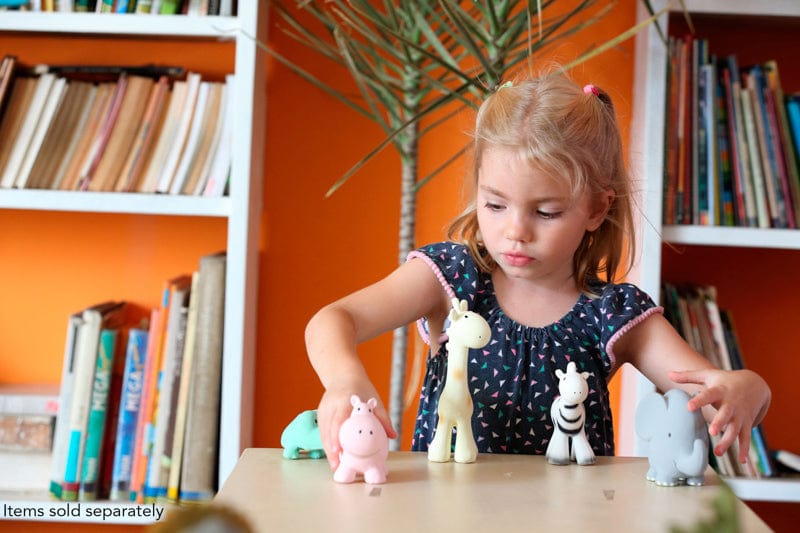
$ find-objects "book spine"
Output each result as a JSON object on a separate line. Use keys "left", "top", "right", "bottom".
{"left": 78, "top": 328, "right": 118, "bottom": 501}
{"left": 159, "top": 0, "right": 179, "bottom": 15}
{"left": 61, "top": 310, "right": 105, "bottom": 501}
{"left": 110, "top": 328, "right": 148, "bottom": 501}
{"left": 129, "top": 307, "right": 163, "bottom": 502}
{"left": 179, "top": 253, "right": 225, "bottom": 502}
{"left": 49, "top": 313, "right": 82, "bottom": 498}
{"left": 167, "top": 271, "right": 200, "bottom": 501}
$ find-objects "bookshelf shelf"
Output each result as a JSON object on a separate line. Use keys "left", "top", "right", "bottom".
{"left": 0, "top": 1, "right": 266, "bottom": 524}
{"left": 0, "top": 13, "right": 240, "bottom": 38}
{"left": 724, "top": 477, "right": 800, "bottom": 503}
{"left": 663, "top": 225, "right": 800, "bottom": 250}
{"left": 622, "top": 0, "right": 800, "bottom": 504}
{"left": 0, "top": 189, "right": 231, "bottom": 217}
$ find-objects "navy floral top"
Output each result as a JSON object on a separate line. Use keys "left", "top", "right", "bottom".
{"left": 407, "top": 241, "right": 662, "bottom": 456}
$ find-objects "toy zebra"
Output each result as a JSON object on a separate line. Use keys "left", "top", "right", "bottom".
{"left": 545, "top": 361, "right": 596, "bottom": 466}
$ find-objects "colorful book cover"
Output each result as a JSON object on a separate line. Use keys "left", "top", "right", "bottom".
{"left": 144, "top": 276, "right": 191, "bottom": 502}
{"left": 60, "top": 301, "right": 124, "bottom": 501}
{"left": 110, "top": 327, "right": 149, "bottom": 501}
{"left": 78, "top": 328, "right": 119, "bottom": 501}
{"left": 129, "top": 307, "right": 165, "bottom": 502}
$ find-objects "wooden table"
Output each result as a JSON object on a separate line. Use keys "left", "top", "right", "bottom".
{"left": 214, "top": 449, "right": 770, "bottom": 532}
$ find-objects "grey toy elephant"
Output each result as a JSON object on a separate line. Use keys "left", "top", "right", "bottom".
{"left": 635, "top": 388, "right": 709, "bottom": 486}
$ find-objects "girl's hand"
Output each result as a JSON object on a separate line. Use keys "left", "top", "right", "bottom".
{"left": 316, "top": 385, "right": 397, "bottom": 471}
{"left": 669, "top": 368, "right": 771, "bottom": 463}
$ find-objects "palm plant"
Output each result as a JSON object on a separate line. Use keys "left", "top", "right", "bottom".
{"left": 264, "top": 0, "right": 667, "bottom": 447}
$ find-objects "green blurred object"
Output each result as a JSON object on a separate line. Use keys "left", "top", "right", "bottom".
{"left": 670, "top": 483, "right": 741, "bottom": 533}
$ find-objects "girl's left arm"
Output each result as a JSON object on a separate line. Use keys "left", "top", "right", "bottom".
{"left": 613, "top": 313, "right": 771, "bottom": 463}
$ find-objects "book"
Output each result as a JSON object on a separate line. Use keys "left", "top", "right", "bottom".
{"left": 0, "top": 383, "right": 59, "bottom": 416}
{"left": 144, "top": 275, "right": 191, "bottom": 502}
{"left": 190, "top": 81, "right": 226, "bottom": 195}
{"left": 787, "top": 95, "right": 800, "bottom": 176}
{"left": 203, "top": 74, "right": 234, "bottom": 197}
{"left": 26, "top": 80, "right": 93, "bottom": 190}
{"left": 129, "top": 306, "right": 165, "bottom": 503}
{"left": 738, "top": 83, "right": 770, "bottom": 228}
{"left": 90, "top": 75, "right": 154, "bottom": 191}
{"left": 751, "top": 425, "right": 776, "bottom": 477}
{"left": 48, "top": 82, "right": 98, "bottom": 190}
{"left": 172, "top": 81, "right": 224, "bottom": 195}
{"left": 0, "top": 72, "right": 56, "bottom": 189}
{"left": 759, "top": 68, "right": 795, "bottom": 228}
{"left": 78, "top": 328, "right": 119, "bottom": 501}
{"left": 114, "top": 75, "right": 169, "bottom": 192}
{"left": 60, "top": 301, "right": 125, "bottom": 501}
{"left": 109, "top": 327, "right": 148, "bottom": 501}
{"left": 75, "top": 74, "right": 128, "bottom": 191}
{"left": 720, "top": 58, "right": 748, "bottom": 227}
{"left": 159, "top": 0, "right": 180, "bottom": 15}
{"left": 750, "top": 65, "right": 789, "bottom": 228}
{"left": 59, "top": 81, "right": 115, "bottom": 191}
{"left": 155, "top": 71, "right": 202, "bottom": 193}
{"left": 0, "top": 77, "right": 36, "bottom": 181}
{"left": 49, "top": 311, "right": 83, "bottom": 498}
{"left": 14, "top": 75, "right": 67, "bottom": 189}
{"left": 168, "top": 80, "right": 211, "bottom": 194}
{"left": 0, "top": 55, "right": 18, "bottom": 120}
{"left": 138, "top": 79, "right": 188, "bottom": 193}
{"left": 166, "top": 271, "right": 200, "bottom": 501}
{"left": 774, "top": 449, "right": 800, "bottom": 473}
{"left": 764, "top": 60, "right": 800, "bottom": 227}
{"left": 180, "top": 252, "right": 226, "bottom": 502}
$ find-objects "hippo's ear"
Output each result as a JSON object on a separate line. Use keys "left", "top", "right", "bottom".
{"left": 367, "top": 398, "right": 378, "bottom": 409}
{"left": 350, "top": 395, "right": 361, "bottom": 406}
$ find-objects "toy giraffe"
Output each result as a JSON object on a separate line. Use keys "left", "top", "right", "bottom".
{"left": 428, "top": 298, "right": 491, "bottom": 463}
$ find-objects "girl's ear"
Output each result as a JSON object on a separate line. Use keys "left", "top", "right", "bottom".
{"left": 587, "top": 188, "right": 614, "bottom": 231}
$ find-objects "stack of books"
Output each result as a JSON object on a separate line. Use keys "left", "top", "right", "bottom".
{"left": 663, "top": 35, "right": 800, "bottom": 229}
{"left": 661, "top": 282, "right": 777, "bottom": 479}
{"left": 0, "top": 54, "right": 234, "bottom": 197}
{"left": 46, "top": 251, "right": 226, "bottom": 504}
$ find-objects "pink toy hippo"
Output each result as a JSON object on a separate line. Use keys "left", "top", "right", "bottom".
{"left": 334, "top": 395, "right": 389, "bottom": 484}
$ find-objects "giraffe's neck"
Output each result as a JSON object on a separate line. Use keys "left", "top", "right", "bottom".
{"left": 446, "top": 344, "right": 469, "bottom": 377}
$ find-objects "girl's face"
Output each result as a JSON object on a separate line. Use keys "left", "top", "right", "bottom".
{"left": 476, "top": 146, "right": 609, "bottom": 286}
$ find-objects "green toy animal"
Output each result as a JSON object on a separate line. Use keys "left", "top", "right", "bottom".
{"left": 281, "top": 409, "right": 326, "bottom": 459}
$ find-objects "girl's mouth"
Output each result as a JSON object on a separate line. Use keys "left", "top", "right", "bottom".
{"left": 503, "top": 252, "right": 534, "bottom": 267}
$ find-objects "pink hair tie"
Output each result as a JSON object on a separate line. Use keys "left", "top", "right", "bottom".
{"left": 583, "top": 84, "right": 600, "bottom": 97}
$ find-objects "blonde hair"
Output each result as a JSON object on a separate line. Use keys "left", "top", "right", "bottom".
{"left": 447, "top": 73, "right": 635, "bottom": 293}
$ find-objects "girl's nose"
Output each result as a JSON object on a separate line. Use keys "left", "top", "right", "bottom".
{"left": 505, "top": 212, "right": 531, "bottom": 242}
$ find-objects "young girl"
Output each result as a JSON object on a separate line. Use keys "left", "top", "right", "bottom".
{"left": 305, "top": 73, "right": 771, "bottom": 470}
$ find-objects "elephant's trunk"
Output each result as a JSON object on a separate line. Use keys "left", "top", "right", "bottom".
{"left": 675, "top": 438, "right": 707, "bottom": 477}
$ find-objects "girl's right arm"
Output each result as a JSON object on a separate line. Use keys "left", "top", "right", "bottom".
{"left": 305, "top": 257, "right": 450, "bottom": 469}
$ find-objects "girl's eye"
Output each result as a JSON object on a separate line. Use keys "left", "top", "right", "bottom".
{"left": 484, "top": 202, "right": 504, "bottom": 212}
{"left": 537, "top": 210, "right": 561, "bottom": 220}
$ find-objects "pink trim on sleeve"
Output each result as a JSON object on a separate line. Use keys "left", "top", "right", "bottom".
{"left": 605, "top": 306, "right": 664, "bottom": 369}
{"left": 406, "top": 251, "right": 456, "bottom": 345}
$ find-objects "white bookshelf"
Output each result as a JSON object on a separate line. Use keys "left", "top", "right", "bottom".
{"left": 0, "top": 2, "right": 266, "bottom": 523}
{"left": 622, "top": 0, "right": 800, "bottom": 503}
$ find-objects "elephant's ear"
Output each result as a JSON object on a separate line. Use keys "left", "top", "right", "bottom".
{"left": 635, "top": 392, "right": 667, "bottom": 440}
